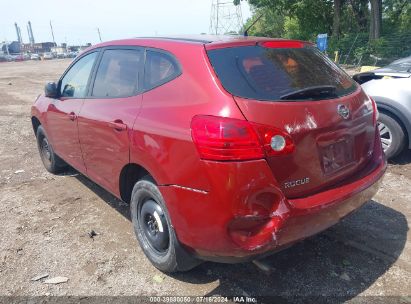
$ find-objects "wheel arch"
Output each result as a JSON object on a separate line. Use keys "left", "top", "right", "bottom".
{"left": 31, "top": 116, "right": 41, "bottom": 136}
{"left": 376, "top": 101, "right": 411, "bottom": 149}
{"left": 119, "top": 163, "right": 154, "bottom": 204}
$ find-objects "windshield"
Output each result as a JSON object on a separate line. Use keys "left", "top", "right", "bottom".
{"left": 207, "top": 45, "right": 357, "bottom": 101}
{"left": 385, "top": 56, "right": 411, "bottom": 72}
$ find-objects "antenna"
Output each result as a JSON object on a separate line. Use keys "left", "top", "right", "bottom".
{"left": 97, "top": 28, "right": 102, "bottom": 43}
{"left": 243, "top": 13, "right": 264, "bottom": 37}
{"left": 210, "top": 0, "right": 243, "bottom": 35}
{"left": 50, "top": 20, "right": 56, "bottom": 44}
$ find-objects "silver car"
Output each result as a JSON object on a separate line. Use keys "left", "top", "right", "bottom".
{"left": 353, "top": 57, "right": 411, "bottom": 159}
{"left": 30, "top": 53, "right": 40, "bottom": 60}
{"left": 43, "top": 52, "right": 53, "bottom": 60}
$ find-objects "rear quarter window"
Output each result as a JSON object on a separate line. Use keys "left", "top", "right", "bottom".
{"left": 207, "top": 45, "right": 357, "bottom": 101}
{"left": 144, "top": 50, "right": 181, "bottom": 91}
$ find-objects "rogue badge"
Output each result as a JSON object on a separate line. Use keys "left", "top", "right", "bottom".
{"left": 284, "top": 177, "right": 310, "bottom": 189}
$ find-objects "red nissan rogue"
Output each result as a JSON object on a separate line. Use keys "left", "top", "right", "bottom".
{"left": 31, "top": 36, "right": 386, "bottom": 272}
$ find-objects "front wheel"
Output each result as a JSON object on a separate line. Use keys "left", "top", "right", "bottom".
{"left": 378, "top": 113, "right": 406, "bottom": 159}
{"left": 130, "top": 177, "right": 200, "bottom": 272}
{"left": 36, "top": 126, "right": 67, "bottom": 174}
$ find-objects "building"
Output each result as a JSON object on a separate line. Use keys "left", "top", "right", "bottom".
{"left": 21, "top": 42, "right": 56, "bottom": 53}
{"left": 1, "top": 41, "right": 21, "bottom": 54}
{"left": 0, "top": 43, "right": 5, "bottom": 55}
{"left": 51, "top": 46, "right": 67, "bottom": 54}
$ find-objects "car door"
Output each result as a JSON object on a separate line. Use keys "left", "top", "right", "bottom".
{"left": 77, "top": 47, "right": 143, "bottom": 196}
{"left": 46, "top": 51, "right": 99, "bottom": 173}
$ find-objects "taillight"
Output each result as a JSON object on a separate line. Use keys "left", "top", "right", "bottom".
{"left": 370, "top": 96, "right": 379, "bottom": 125}
{"left": 364, "top": 95, "right": 378, "bottom": 126}
{"left": 191, "top": 115, "right": 264, "bottom": 161}
{"left": 191, "top": 115, "right": 295, "bottom": 161}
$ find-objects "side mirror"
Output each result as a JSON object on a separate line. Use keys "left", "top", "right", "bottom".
{"left": 45, "top": 82, "right": 58, "bottom": 98}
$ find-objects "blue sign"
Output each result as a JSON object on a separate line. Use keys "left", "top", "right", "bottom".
{"left": 317, "top": 34, "right": 328, "bottom": 52}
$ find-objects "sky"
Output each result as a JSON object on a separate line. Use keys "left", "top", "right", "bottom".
{"left": 0, "top": 0, "right": 252, "bottom": 46}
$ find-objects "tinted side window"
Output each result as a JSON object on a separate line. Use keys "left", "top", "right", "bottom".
{"left": 92, "top": 49, "right": 142, "bottom": 98}
{"left": 60, "top": 52, "right": 97, "bottom": 98}
{"left": 144, "top": 50, "right": 180, "bottom": 90}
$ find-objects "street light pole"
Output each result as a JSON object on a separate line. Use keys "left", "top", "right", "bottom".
{"left": 97, "top": 28, "right": 102, "bottom": 43}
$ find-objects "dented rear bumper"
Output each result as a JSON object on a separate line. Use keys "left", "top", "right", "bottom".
{"left": 159, "top": 138, "right": 386, "bottom": 262}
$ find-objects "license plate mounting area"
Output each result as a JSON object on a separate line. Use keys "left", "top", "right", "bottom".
{"left": 320, "top": 137, "right": 354, "bottom": 175}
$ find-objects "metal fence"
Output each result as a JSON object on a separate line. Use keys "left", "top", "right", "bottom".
{"left": 326, "top": 31, "right": 411, "bottom": 67}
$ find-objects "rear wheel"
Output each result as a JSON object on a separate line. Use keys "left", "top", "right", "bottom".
{"left": 36, "top": 126, "right": 67, "bottom": 174}
{"left": 130, "top": 176, "right": 200, "bottom": 272}
{"left": 378, "top": 112, "right": 406, "bottom": 159}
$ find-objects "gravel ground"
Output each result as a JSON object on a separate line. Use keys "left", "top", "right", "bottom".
{"left": 0, "top": 59, "right": 410, "bottom": 303}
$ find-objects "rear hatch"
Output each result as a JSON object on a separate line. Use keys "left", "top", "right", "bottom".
{"left": 206, "top": 41, "right": 376, "bottom": 198}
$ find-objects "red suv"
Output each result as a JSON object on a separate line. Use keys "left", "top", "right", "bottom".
{"left": 31, "top": 36, "right": 386, "bottom": 272}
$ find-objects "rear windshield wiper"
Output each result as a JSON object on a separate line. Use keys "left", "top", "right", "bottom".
{"left": 280, "top": 85, "right": 337, "bottom": 100}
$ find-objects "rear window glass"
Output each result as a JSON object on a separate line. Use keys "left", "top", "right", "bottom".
{"left": 207, "top": 45, "right": 357, "bottom": 101}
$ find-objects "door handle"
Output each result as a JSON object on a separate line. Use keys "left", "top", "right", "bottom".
{"left": 68, "top": 112, "right": 76, "bottom": 121}
{"left": 108, "top": 120, "right": 127, "bottom": 131}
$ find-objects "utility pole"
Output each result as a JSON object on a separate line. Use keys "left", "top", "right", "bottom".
{"left": 210, "top": 0, "right": 243, "bottom": 35}
{"left": 50, "top": 20, "right": 56, "bottom": 44}
{"left": 97, "top": 28, "right": 102, "bottom": 43}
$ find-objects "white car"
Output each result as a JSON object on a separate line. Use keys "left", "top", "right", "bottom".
{"left": 43, "top": 53, "right": 53, "bottom": 60}
{"left": 353, "top": 56, "right": 411, "bottom": 159}
{"left": 30, "top": 54, "right": 40, "bottom": 60}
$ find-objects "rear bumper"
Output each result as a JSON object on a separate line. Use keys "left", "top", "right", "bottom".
{"left": 159, "top": 139, "right": 386, "bottom": 262}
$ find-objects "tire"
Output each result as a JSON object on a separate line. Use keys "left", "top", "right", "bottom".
{"left": 36, "top": 126, "right": 67, "bottom": 174}
{"left": 378, "top": 112, "right": 406, "bottom": 159}
{"left": 130, "top": 176, "right": 200, "bottom": 272}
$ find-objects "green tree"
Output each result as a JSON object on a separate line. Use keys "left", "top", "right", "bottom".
{"left": 242, "top": 8, "right": 286, "bottom": 37}
{"left": 347, "top": 0, "right": 369, "bottom": 31}
{"left": 235, "top": 0, "right": 411, "bottom": 63}
{"left": 237, "top": 0, "right": 333, "bottom": 40}
{"left": 369, "top": 0, "right": 382, "bottom": 39}
{"left": 332, "top": 0, "right": 343, "bottom": 39}
{"left": 383, "top": 0, "right": 411, "bottom": 32}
